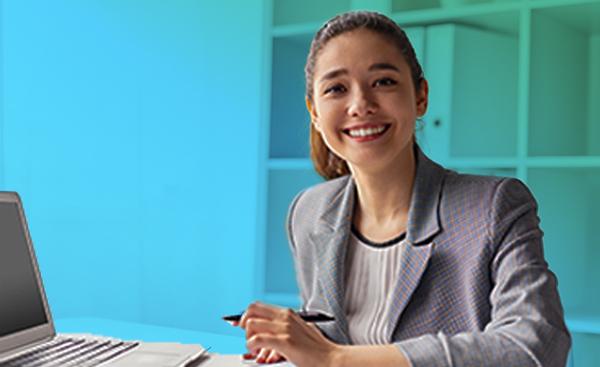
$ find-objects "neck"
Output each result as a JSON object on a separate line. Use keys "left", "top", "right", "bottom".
{"left": 350, "top": 145, "right": 416, "bottom": 226}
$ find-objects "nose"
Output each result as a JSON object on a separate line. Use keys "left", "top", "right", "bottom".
{"left": 347, "top": 84, "right": 378, "bottom": 117}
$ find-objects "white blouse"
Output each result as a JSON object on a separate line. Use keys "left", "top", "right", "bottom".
{"left": 343, "top": 226, "right": 406, "bottom": 345}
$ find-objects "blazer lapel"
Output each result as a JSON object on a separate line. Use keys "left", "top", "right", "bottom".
{"left": 312, "top": 177, "right": 355, "bottom": 345}
{"left": 386, "top": 146, "right": 446, "bottom": 340}
{"left": 385, "top": 241, "right": 434, "bottom": 340}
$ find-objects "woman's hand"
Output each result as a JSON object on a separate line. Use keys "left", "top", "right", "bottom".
{"left": 235, "top": 302, "right": 341, "bottom": 367}
{"left": 232, "top": 316, "right": 286, "bottom": 364}
{"left": 242, "top": 349, "right": 285, "bottom": 364}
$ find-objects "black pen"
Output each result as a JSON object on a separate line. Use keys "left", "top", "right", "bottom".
{"left": 223, "top": 310, "right": 335, "bottom": 323}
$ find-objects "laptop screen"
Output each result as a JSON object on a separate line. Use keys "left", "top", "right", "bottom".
{"left": 0, "top": 202, "right": 48, "bottom": 338}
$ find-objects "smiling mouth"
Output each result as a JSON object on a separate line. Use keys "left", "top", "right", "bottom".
{"left": 342, "top": 124, "right": 391, "bottom": 138}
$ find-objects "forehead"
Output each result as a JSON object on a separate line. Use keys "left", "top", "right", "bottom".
{"left": 314, "top": 28, "right": 407, "bottom": 77}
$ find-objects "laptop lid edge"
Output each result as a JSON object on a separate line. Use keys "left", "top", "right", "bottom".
{"left": 0, "top": 192, "right": 56, "bottom": 357}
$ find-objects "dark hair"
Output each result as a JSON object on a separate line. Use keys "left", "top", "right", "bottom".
{"left": 305, "top": 11, "right": 425, "bottom": 180}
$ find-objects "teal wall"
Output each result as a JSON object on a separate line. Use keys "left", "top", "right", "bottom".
{"left": 1, "top": 0, "right": 265, "bottom": 336}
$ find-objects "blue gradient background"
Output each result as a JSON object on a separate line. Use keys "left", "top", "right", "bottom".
{"left": 1, "top": 0, "right": 264, "bottom": 337}
{"left": 1, "top": 1, "right": 598, "bottom": 365}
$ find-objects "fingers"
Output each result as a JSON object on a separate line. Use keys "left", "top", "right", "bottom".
{"left": 255, "top": 348, "right": 271, "bottom": 363}
{"left": 245, "top": 318, "right": 287, "bottom": 340}
{"left": 247, "top": 333, "right": 288, "bottom": 356}
{"left": 243, "top": 348, "right": 285, "bottom": 364}
{"left": 266, "top": 349, "right": 285, "bottom": 364}
{"left": 239, "top": 302, "right": 285, "bottom": 329}
{"left": 242, "top": 352, "right": 256, "bottom": 360}
{"left": 240, "top": 302, "right": 280, "bottom": 328}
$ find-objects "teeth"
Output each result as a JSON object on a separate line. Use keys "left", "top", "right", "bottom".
{"left": 348, "top": 126, "right": 386, "bottom": 137}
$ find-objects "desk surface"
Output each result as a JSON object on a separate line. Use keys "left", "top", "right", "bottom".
{"left": 55, "top": 318, "right": 246, "bottom": 354}
{"left": 55, "top": 318, "right": 297, "bottom": 366}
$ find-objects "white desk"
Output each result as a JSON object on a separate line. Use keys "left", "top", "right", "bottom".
{"left": 55, "top": 318, "right": 294, "bottom": 366}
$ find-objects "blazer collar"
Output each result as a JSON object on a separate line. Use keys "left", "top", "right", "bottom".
{"left": 406, "top": 145, "right": 446, "bottom": 245}
{"left": 318, "top": 144, "right": 446, "bottom": 244}
{"left": 313, "top": 145, "right": 446, "bottom": 344}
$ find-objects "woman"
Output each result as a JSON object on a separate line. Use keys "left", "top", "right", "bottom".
{"left": 234, "top": 11, "right": 571, "bottom": 367}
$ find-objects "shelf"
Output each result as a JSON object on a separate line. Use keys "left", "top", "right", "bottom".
{"left": 564, "top": 312, "right": 600, "bottom": 365}
{"left": 272, "top": 1, "right": 524, "bottom": 38}
{"left": 527, "top": 168, "right": 600, "bottom": 315}
{"left": 392, "top": 2, "right": 522, "bottom": 35}
{"left": 272, "top": 23, "right": 320, "bottom": 38}
{"left": 265, "top": 169, "right": 323, "bottom": 295}
{"left": 269, "top": 33, "right": 312, "bottom": 159}
{"left": 269, "top": 157, "right": 523, "bottom": 171}
{"left": 567, "top": 312, "right": 600, "bottom": 335}
{"left": 449, "top": 166, "right": 518, "bottom": 177}
{"left": 570, "top": 332, "right": 600, "bottom": 366}
{"left": 272, "top": 0, "right": 351, "bottom": 27}
{"left": 271, "top": 6, "right": 523, "bottom": 38}
{"left": 530, "top": 0, "right": 600, "bottom": 9}
{"left": 264, "top": 2, "right": 600, "bottom": 363}
{"left": 446, "top": 157, "right": 519, "bottom": 167}
{"left": 270, "top": 0, "right": 600, "bottom": 37}
{"left": 526, "top": 156, "right": 600, "bottom": 168}
{"left": 529, "top": 1, "right": 600, "bottom": 156}
{"left": 418, "top": 23, "right": 519, "bottom": 164}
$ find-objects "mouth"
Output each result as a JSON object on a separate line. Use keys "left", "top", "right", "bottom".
{"left": 342, "top": 123, "right": 391, "bottom": 141}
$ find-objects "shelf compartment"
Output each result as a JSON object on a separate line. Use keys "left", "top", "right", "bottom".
{"left": 392, "top": 0, "right": 442, "bottom": 13}
{"left": 527, "top": 156, "right": 600, "bottom": 168}
{"left": 265, "top": 169, "right": 323, "bottom": 294}
{"left": 448, "top": 166, "right": 517, "bottom": 177}
{"left": 270, "top": 34, "right": 313, "bottom": 158}
{"left": 529, "top": 1, "right": 600, "bottom": 156}
{"left": 392, "top": 0, "right": 525, "bottom": 16}
{"left": 570, "top": 332, "right": 600, "bottom": 367}
{"left": 419, "top": 22, "right": 519, "bottom": 164}
{"left": 527, "top": 168, "right": 600, "bottom": 317}
{"left": 393, "top": 4, "right": 521, "bottom": 36}
{"left": 447, "top": 157, "right": 519, "bottom": 167}
{"left": 567, "top": 313, "right": 600, "bottom": 335}
{"left": 270, "top": 23, "right": 519, "bottom": 161}
{"left": 273, "top": 0, "right": 351, "bottom": 27}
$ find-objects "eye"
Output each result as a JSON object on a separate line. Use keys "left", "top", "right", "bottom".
{"left": 324, "top": 84, "right": 346, "bottom": 95}
{"left": 373, "top": 77, "right": 397, "bottom": 87}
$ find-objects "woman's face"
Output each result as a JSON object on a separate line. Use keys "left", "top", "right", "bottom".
{"left": 308, "top": 28, "right": 428, "bottom": 173}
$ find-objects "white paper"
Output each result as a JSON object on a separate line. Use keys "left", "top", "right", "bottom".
{"left": 201, "top": 354, "right": 295, "bottom": 367}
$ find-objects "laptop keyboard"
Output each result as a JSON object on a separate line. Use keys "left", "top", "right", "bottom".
{"left": 0, "top": 336, "right": 139, "bottom": 367}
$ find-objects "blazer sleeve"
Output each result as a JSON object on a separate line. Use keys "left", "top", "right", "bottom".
{"left": 286, "top": 189, "right": 309, "bottom": 304}
{"left": 393, "top": 178, "right": 572, "bottom": 367}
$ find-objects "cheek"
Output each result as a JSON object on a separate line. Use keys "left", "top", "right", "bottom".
{"left": 316, "top": 122, "right": 346, "bottom": 159}
{"left": 316, "top": 102, "right": 345, "bottom": 130}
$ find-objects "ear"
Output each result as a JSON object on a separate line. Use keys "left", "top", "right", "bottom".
{"left": 416, "top": 79, "right": 429, "bottom": 117}
{"left": 305, "top": 97, "right": 321, "bottom": 132}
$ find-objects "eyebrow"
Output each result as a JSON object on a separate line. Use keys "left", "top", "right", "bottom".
{"left": 318, "top": 63, "right": 401, "bottom": 83}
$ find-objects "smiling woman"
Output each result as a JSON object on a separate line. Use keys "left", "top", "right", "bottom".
{"left": 234, "top": 11, "right": 571, "bottom": 367}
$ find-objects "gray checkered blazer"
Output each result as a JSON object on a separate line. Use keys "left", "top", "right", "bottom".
{"left": 286, "top": 146, "right": 571, "bottom": 366}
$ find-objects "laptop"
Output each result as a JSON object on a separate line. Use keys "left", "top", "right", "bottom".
{"left": 0, "top": 192, "right": 209, "bottom": 367}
